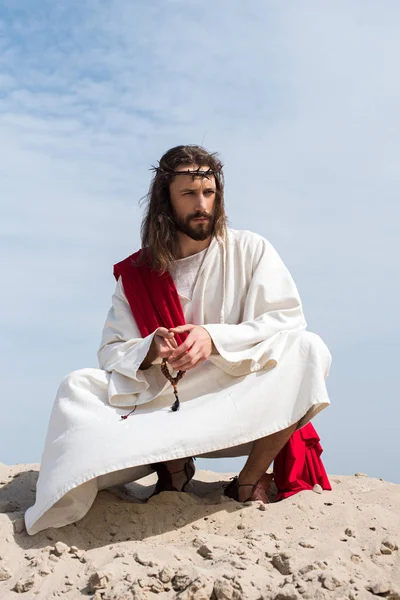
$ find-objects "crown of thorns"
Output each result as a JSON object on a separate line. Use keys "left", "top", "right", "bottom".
{"left": 150, "top": 164, "right": 222, "bottom": 180}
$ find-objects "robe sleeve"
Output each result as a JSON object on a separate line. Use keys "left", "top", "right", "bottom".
{"left": 202, "top": 235, "right": 307, "bottom": 377}
{"left": 97, "top": 278, "right": 168, "bottom": 407}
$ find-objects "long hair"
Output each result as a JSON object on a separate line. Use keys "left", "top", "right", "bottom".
{"left": 140, "top": 145, "right": 227, "bottom": 272}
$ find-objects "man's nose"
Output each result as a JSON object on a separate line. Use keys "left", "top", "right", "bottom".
{"left": 194, "top": 193, "right": 208, "bottom": 210}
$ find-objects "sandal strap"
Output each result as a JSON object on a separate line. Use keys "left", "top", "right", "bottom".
{"left": 150, "top": 458, "right": 195, "bottom": 497}
{"left": 237, "top": 482, "right": 264, "bottom": 491}
{"left": 227, "top": 476, "right": 263, "bottom": 491}
{"left": 224, "top": 475, "right": 271, "bottom": 503}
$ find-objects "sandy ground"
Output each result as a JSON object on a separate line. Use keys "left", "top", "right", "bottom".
{"left": 0, "top": 463, "right": 399, "bottom": 599}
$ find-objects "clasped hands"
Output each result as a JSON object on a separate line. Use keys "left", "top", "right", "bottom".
{"left": 151, "top": 324, "right": 214, "bottom": 371}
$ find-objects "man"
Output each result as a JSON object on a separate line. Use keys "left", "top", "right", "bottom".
{"left": 25, "top": 145, "right": 331, "bottom": 535}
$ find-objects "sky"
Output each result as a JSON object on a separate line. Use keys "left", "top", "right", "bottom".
{"left": 0, "top": 0, "right": 399, "bottom": 483}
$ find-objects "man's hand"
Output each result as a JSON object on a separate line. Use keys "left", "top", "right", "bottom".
{"left": 140, "top": 327, "right": 177, "bottom": 370}
{"left": 167, "top": 324, "right": 213, "bottom": 371}
{"left": 153, "top": 327, "right": 178, "bottom": 359}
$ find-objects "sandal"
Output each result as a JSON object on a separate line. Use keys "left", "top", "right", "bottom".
{"left": 150, "top": 457, "right": 196, "bottom": 497}
{"left": 223, "top": 473, "right": 273, "bottom": 504}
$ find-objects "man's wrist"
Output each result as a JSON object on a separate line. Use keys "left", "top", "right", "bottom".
{"left": 139, "top": 357, "right": 153, "bottom": 370}
{"left": 139, "top": 338, "right": 158, "bottom": 370}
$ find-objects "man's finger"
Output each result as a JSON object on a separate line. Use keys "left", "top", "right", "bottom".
{"left": 163, "top": 339, "right": 178, "bottom": 352}
{"left": 168, "top": 324, "right": 195, "bottom": 334}
{"left": 169, "top": 337, "right": 178, "bottom": 349}
{"left": 170, "top": 354, "right": 192, "bottom": 370}
{"left": 187, "top": 352, "right": 206, "bottom": 371}
{"left": 174, "top": 349, "right": 204, "bottom": 371}
{"left": 169, "top": 337, "right": 194, "bottom": 360}
{"left": 155, "top": 327, "right": 175, "bottom": 339}
{"left": 161, "top": 341, "right": 174, "bottom": 352}
{"left": 168, "top": 348, "right": 189, "bottom": 368}
{"left": 158, "top": 343, "right": 172, "bottom": 356}
{"left": 169, "top": 341, "right": 200, "bottom": 369}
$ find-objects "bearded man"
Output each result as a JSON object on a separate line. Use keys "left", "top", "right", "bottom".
{"left": 25, "top": 145, "right": 332, "bottom": 535}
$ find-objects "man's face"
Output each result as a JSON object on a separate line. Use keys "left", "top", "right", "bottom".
{"left": 168, "top": 164, "right": 217, "bottom": 241}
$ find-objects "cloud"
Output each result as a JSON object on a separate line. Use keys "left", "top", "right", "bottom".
{"left": 0, "top": 1, "right": 399, "bottom": 478}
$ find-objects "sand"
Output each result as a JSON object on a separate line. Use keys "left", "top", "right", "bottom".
{"left": 0, "top": 462, "right": 399, "bottom": 599}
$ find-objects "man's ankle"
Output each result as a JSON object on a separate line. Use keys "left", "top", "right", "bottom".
{"left": 238, "top": 472, "right": 261, "bottom": 487}
{"left": 236, "top": 482, "right": 256, "bottom": 502}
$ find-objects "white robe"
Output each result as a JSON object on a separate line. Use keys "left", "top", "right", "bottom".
{"left": 25, "top": 229, "right": 332, "bottom": 535}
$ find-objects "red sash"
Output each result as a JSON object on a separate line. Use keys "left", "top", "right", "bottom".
{"left": 114, "top": 249, "right": 331, "bottom": 500}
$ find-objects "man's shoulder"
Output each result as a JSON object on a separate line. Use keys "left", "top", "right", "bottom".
{"left": 225, "top": 229, "right": 281, "bottom": 266}
{"left": 113, "top": 249, "right": 143, "bottom": 279}
{"left": 227, "top": 228, "right": 270, "bottom": 249}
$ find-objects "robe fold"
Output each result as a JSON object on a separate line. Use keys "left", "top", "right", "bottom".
{"left": 25, "top": 229, "right": 332, "bottom": 535}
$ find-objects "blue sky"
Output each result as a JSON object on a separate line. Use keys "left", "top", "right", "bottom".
{"left": 1, "top": 0, "right": 399, "bottom": 483}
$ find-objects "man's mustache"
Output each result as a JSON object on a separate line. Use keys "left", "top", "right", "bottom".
{"left": 188, "top": 213, "right": 211, "bottom": 221}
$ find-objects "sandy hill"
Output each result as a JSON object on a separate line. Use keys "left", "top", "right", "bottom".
{"left": 0, "top": 463, "right": 399, "bottom": 599}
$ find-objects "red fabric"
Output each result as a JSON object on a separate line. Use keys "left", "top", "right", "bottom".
{"left": 273, "top": 423, "right": 332, "bottom": 500}
{"left": 114, "top": 250, "right": 188, "bottom": 347}
{"left": 114, "top": 249, "right": 331, "bottom": 500}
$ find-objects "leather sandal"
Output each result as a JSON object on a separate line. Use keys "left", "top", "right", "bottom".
{"left": 223, "top": 473, "right": 273, "bottom": 504}
{"left": 150, "top": 457, "right": 196, "bottom": 497}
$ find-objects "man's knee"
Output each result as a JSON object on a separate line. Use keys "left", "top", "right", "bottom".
{"left": 59, "top": 368, "right": 106, "bottom": 394}
{"left": 297, "top": 330, "right": 332, "bottom": 374}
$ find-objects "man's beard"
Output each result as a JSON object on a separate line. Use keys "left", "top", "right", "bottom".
{"left": 173, "top": 211, "right": 214, "bottom": 241}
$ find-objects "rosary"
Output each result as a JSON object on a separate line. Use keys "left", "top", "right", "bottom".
{"left": 161, "top": 358, "right": 186, "bottom": 411}
{"left": 120, "top": 358, "right": 186, "bottom": 420}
